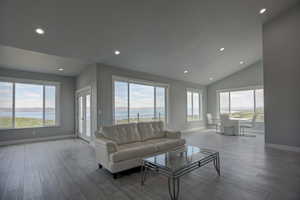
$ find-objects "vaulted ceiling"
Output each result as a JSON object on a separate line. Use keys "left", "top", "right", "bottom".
{"left": 0, "top": 0, "right": 298, "bottom": 84}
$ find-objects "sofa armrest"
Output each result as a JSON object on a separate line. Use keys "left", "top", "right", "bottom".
{"left": 165, "top": 130, "right": 181, "bottom": 139}
{"left": 94, "top": 134, "right": 118, "bottom": 167}
{"left": 95, "top": 135, "right": 118, "bottom": 154}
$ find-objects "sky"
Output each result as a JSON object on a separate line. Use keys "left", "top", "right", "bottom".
{"left": 115, "top": 81, "right": 165, "bottom": 109}
{"left": 0, "top": 82, "right": 55, "bottom": 109}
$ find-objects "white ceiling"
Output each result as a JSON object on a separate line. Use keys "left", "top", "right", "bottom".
{"left": 0, "top": 45, "right": 89, "bottom": 76}
{"left": 0, "top": 0, "right": 298, "bottom": 84}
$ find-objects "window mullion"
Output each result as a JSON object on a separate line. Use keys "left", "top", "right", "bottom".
{"left": 12, "top": 82, "right": 16, "bottom": 128}
{"left": 164, "top": 87, "right": 167, "bottom": 123}
{"left": 253, "top": 90, "right": 256, "bottom": 114}
{"left": 43, "top": 85, "right": 46, "bottom": 126}
{"left": 127, "top": 82, "right": 130, "bottom": 123}
{"left": 230, "top": 92, "right": 231, "bottom": 114}
{"left": 55, "top": 85, "right": 59, "bottom": 126}
{"left": 191, "top": 92, "right": 194, "bottom": 119}
{"left": 218, "top": 92, "right": 221, "bottom": 114}
{"left": 199, "top": 92, "right": 201, "bottom": 120}
{"left": 154, "top": 87, "right": 156, "bottom": 120}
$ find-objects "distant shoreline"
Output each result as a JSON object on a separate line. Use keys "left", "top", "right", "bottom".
{"left": 0, "top": 108, "right": 55, "bottom": 112}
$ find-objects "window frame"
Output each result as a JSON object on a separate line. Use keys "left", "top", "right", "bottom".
{"left": 186, "top": 88, "right": 203, "bottom": 122}
{"left": 217, "top": 85, "right": 264, "bottom": 119}
{"left": 112, "top": 75, "right": 169, "bottom": 125}
{"left": 0, "top": 76, "right": 60, "bottom": 130}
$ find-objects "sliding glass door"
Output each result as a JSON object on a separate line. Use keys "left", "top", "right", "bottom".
{"left": 77, "top": 89, "right": 91, "bottom": 141}
{"left": 114, "top": 77, "right": 167, "bottom": 124}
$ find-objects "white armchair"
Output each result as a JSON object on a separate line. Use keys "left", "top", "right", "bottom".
{"left": 206, "top": 113, "right": 221, "bottom": 131}
{"left": 220, "top": 114, "right": 240, "bottom": 136}
{"left": 240, "top": 114, "right": 257, "bottom": 135}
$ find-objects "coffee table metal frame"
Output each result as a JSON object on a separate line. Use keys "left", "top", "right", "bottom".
{"left": 141, "top": 149, "right": 220, "bottom": 200}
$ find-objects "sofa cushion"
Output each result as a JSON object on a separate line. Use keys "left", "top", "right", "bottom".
{"left": 146, "top": 138, "right": 186, "bottom": 152}
{"left": 138, "top": 121, "right": 165, "bottom": 141}
{"left": 152, "top": 121, "right": 165, "bottom": 136}
{"left": 102, "top": 123, "right": 141, "bottom": 145}
{"left": 110, "top": 142, "right": 157, "bottom": 162}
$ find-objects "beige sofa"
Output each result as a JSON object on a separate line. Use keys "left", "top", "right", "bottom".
{"left": 95, "top": 121, "right": 186, "bottom": 176}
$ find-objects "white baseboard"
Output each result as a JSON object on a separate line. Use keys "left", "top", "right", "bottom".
{"left": 266, "top": 143, "right": 300, "bottom": 153}
{"left": 0, "top": 134, "right": 76, "bottom": 147}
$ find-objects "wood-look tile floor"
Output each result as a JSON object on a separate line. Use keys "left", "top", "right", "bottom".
{"left": 1, "top": 130, "right": 300, "bottom": 200}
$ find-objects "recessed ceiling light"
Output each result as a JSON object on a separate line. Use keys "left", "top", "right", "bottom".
{"left": 184, "top": 70, "right": 189, "bottom": 74}
{"left": 219, "top": 47, "right": 225, "bottom": 52}
{"left": 35, "top": 28, "right": 45, "bottom": 35}
{"left": 240, "top": 61, "right": 244, "bottom": 65}
{"left": 114, "top": 50, "right": 120, "bottom": 55}
{"left": 209, "top": 77, "right": 214, "bottom": 81}
{"left": 57, "top": 67, "right": 64, "bottom": 71}
{"left": 259, "top": 8, "right": 267, "bottom": 14}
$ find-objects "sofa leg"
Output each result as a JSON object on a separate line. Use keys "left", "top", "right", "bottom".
{"left": 98, "top": 164, "right": 103, "bottom": 169}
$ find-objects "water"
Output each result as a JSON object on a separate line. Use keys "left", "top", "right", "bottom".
{"left": 0, "top": 108, "right": 162, "bottom": 121}
{"left": 0, "top": 112, "right": 55, "bottom": 120}
{"left": 115, "top": 107, "right": 165, "bottom": 120}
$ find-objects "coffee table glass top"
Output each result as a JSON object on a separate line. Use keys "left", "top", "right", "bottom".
{"left": 143, "top": 145, "right": 218, "bottom": 172}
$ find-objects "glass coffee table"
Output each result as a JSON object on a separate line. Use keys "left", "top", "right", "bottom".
{"left": 141, "top": 145, "right": 220, "bottom": 200}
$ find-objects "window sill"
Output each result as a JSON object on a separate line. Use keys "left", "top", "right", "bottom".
{"left": 0, "top": 125, "right": 60, "bottom": 131}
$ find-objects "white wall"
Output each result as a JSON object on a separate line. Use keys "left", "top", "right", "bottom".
{"left": 97, "top": 64, "right": 207, "bottom": 131}
{"left": 207, "top": 61, "right": 263, "bottom": 117}
{"left": 263, "top": 4, "right": 300, "bottom": 148}
{"left": 0, "top": 67, "right": 76, "bottom": 142}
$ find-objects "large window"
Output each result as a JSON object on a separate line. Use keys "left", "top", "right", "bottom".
{"left": 0, "top": 78, "right": 59, "bottom": 129}
{"left": 113, "top": 76, "right": 167, "bottom": 124}
{"left": 219, "top": 88, "right": 264, "bottom": 121}
{"left": 187, "top": 89, "right": 202, "bottom": 121}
